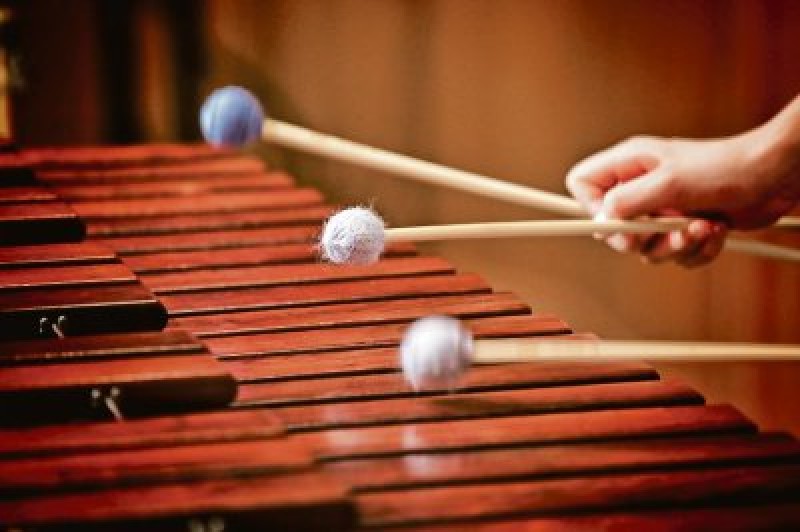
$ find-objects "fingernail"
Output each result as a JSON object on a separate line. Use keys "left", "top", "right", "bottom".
{"left": 593, "top": 213, "right": 610, "bottom": 240}
{"left": 608, "top": 234, "right": 630, "bottom": 252}
{"left": 688, "top": 221, "right": 708, "bottom": 238}
{"left": 669, "top": 231, "right": 685, "bottom": 251}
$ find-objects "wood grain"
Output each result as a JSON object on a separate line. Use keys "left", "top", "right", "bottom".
{"left": 207, "top": 314, "right": 570, "bottom": 360}
{"left": 0, "top": 330, "right": 204, "bottom": 366}
{"left": 222, "top": 336, "right": 597, "bottom": 382}
{"left": 88, "top": 204, "right": 335, "bottom": 237}
{"left": 53, "top": 172, "right": 292, "bottom": 200}
{"left": 0, "top": 186, "right": 58, "bottom": 203}
{"left": 0, "top": 471, "right": 354, "bottom": 531}
{"left": 297, "top": 405, "right": 754, "bottom": 459}
{"left": 161, "top": 273, "right": 492, "bottom": 316}
{"left": 28, "top": 144, "right": 237, "bottom": 170}
{"left": 0, "top": 283, "right": 166, "bottom": 340}
{"left": 329, "top": 433, "right": 800, "bottom": 492}
{"left": 71, "top": 189, "right": 323, "bottom": 218}
{"left": 97, "top": 224, "right": 321, "bottom": 254}
{"left": 169, "top": 292, "right": 529, "bottom": 337}
{"left": 404, "top": 502, "right": 800, "bottom": 531}
{"left": 0, "top": 410, "right": 284, "bottom": 458}
{"left": 0, "top": 355, "right": 236, "bottom": 424}
{"left": 0, "top": 201, "right": 85, "bottom": 244}
{"left": 36, "top": 154, "right": 262, "bottom": 179}
{"left": 272, "top": 379, "right": 703, "bottom": 431}
{"left": 357, "top": 464, "right": 800, "bottom": 527}
{"left": 124, "top": 241, "right": 415, "bottom": 274}
{"left": 0, "top": 438, "right": 317, "bottom": 495}
{"left": 0, "top": 263, "right": 136, "bottom": 291}
{"left": 234, "top": 360, "right": 655, "bottom": 409}
{"left": 146, "top": 256, "right": 456, "bottom": 294}
{"left": 0, "top": 242, "right": 115, "bottom": 268}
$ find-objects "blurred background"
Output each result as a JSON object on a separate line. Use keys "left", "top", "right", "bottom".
{"left": 5, "top": 0, "right": 800, "bottom": 433}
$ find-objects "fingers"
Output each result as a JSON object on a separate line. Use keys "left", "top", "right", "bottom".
{"left": 676, "top": 221, "right": 727, "bottom": 268}
{"left": 566, "top": 137, "right": 659, "bottom": 216}
{"left": 568, "top": 136, "right": 729, "bottom": 267}
{"left": 639, "top": 233, "right": 674, "bottom": 263}
{"left": 570, "top": 137, "right": 672, "bottom": 256}
{"left": 599, "top": 178, "right": 674, "bottom": 252}
{"left": 634, "top": 219, "right": 727, "bottom": 267}
{"left": 607, "top": 233, "right": 638, "bottom": 253}
{"left": 598, "top": 218, "right": 728, "bottom": 269}
{"left": 599, "top": 166, "right": 679, "bottom": 220}
{"left": 566, "top": 150, "right": 617, "bottom": 215}
{"left": 592, "top": 211, "right": 642, "bottom": 253}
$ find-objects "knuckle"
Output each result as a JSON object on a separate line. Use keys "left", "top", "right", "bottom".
{"left": 655, "top": 169, "right": 681, "bottom": 198}
{"left": 565, "top": 168, "right": 582, "bottom": 190}
{"left": 691, "top": 254, "right": 713, "bottom": 268}
{"left": 630, "top": 134, "right": 654, "bottom": 145}
{"left": 602, "top": 189, "right": 629, "bottom": 219}
{"left": 621, "top": 135, "right": 655, "bottom": 152}
{"left": 603, "top": 188, "right": 621, "bottom": 212}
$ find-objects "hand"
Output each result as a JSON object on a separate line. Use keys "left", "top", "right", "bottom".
{"left": 566, "top": 125, "right": 800, "bottom": 267}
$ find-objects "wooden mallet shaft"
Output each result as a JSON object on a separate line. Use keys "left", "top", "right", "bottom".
{"left": 264, "top": 119, "right": 584, "bottom": 217}
{"left": 263, "top": 119, "right": 800, "bottom": 264}
{"left": 473, "top": 339, "right": 800, "bottom": 362}
{"left": 774, "top": 216, "right": 800, "bottom": 228}
{"left": 388, "top": 219, "right": 686, "bottom": 242}
{"left": 383, "top": 220, "right": 800, "bottom": 262}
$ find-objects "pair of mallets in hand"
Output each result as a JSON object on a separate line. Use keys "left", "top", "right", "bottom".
{"left": 201, "top": 86, "right": 800, "bottom": 266}
{"left": 200, "top": 86, "right": 800, "bottom": 390}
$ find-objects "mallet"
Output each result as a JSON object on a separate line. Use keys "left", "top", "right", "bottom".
{"left": 200, "top": 86, "right": 800, "bottom": 261}
{"left": 400, "top": 315, "right": 800, "bottom": 391}
{"left": 319, "top": 207, "right": 800, "bottom": 265}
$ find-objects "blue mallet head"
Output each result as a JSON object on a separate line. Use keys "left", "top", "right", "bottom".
{"left": 199, "top": 86, "right": 264, "bottom": 148}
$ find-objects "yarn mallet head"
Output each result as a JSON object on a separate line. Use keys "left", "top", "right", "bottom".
{"left": 400, "top": 315, "right": 474, "bottom": 391}
{"left": 320, "top": 207, "right": 387, "bottom": 265}
{"left": 200, "top": 86, "right": 264, "bottom": 148}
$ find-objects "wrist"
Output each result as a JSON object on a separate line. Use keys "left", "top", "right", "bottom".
{"left": 756, "top": 96, "right": 800, "bottom": 175}
{"left": 741, "top": 107, "right": 800, "bottom": 197}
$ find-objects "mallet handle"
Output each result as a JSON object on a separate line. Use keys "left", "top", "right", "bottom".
{"left": 774, "top": 216, "right": 800, "bottom": 228}
{"left": 385, "top": 220, "right": 800, "bottom": 262}
{"left": 386, "top": 219, "right": 687, "bottom": 242}
{"left": 472, "top": 339, "right": 800, "bottom": 362}
{"left": 264, "top": 119, "right": 599, "bottom": 217}
{"left": 263, "top": 118, "right": 800, "bottom": 262}
{"left": 723, "top": 238, "right": 800, "bottom": 262}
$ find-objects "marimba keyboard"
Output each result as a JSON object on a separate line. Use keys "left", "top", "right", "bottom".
{"left": 1, "top": 144, "right": 800, "bottom": 531}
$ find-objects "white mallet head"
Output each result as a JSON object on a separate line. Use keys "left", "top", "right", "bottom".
{"left": 400, "top": 315, "right": 474, "bottom": 391}
{"left": 321, "top": 207, "right": 386, "bottom": 265}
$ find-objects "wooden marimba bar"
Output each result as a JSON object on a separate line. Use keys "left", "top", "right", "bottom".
{"left": 1, "top": 144, "right": 800, "bottom": 530}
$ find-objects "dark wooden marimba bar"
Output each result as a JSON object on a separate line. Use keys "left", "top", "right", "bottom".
{"left": 2, "top": 143, "right": 800, "bottom": 531}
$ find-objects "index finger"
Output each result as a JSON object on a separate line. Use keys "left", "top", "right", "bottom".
{"left": 566, "top": 141, "right": 659, "bottom": 215}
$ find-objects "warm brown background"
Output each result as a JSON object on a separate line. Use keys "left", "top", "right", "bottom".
{"left": 10, "top": 0, "right": 800, "bottom": 434}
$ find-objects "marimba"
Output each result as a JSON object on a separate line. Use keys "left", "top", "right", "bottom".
{"left": 2, "top": 143, "right": 800, "bottom": 531}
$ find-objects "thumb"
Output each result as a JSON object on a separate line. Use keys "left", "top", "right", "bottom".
{"left": 600, "top": 168, "right": 678, "bottom": 219}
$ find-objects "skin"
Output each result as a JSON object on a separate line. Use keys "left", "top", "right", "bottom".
{"left": 566, "top": 95, "right": 800, "bottom": 267}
